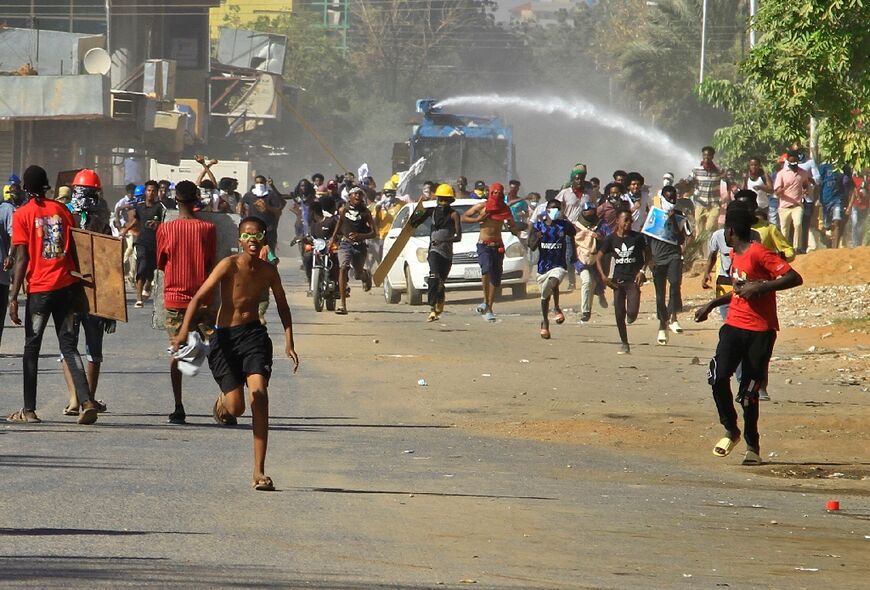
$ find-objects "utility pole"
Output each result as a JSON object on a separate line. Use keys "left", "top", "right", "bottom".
{"left": 749, "top": 0, "right": 757, "bottom": 48}
{"left": 699, "top": 0, "right": 708, "bottom": 83}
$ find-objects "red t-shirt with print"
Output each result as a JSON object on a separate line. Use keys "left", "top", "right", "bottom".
{"left": 11, "top": 198, "right": 78, "bottom": 294}
{"left": 726, "top": 242, "right": 792, "bottom": 332}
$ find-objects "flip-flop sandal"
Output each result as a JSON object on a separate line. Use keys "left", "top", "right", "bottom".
{"left": 540, "top": 323, "right": 551, "bottom": 339}
{"left": 213, "top": 396, "right": 238, "bottom": 426}
{"left": 554, "top": 311, "right": 565, "bottom": 325}
{"left": 335, "top": 308, "right": 348, "bottom": 315}
{"left": 253, "top": 476, "right": 275, "bottom": 491}
{"left": 77, "top": 404, "right": 98, "bottom": 425}
{"left": 742, "top": 449, "right": 762, "bottom": 465}
{"left": 713, "top": 435, "right": 741, "bottom": 457}
{"left": 63, "top": 405, "right": 80, "bottom": 416}
{"left": 7, "top": 409, "right": 41, "bottom": 423}
{"left": 94, "top": 400, "right": 108, "bottom": 413}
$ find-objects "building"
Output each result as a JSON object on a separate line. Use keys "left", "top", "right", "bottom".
{"left": 509, "top": 0, "right": 578, "bottom": 27}
{"left": 0, "top": 0, "right": 220, "bottom": 189}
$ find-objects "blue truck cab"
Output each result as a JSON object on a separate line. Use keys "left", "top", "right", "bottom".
{"left": 393, "top": 99, "right": 516, "bottom": 184}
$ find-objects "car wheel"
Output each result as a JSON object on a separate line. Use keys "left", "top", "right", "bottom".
{"left": 384, "top": 276, "right": 401, "bottom": 304}
{"left": 405, "top": 265, "right": 423, "bottom": 305}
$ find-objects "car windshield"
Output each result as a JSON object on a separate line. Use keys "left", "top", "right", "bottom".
{"left": 411, "top": 205, "right": 480, "bottom": 237}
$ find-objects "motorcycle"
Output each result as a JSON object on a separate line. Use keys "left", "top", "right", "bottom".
{"left": 305, "top": 237, "right": 340, "bottom": 312}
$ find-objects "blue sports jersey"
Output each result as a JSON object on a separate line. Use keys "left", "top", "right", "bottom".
{"left": 534, "top": 219, "right": 573, "bottom": 274}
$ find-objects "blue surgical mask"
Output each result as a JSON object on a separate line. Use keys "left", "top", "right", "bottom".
{"left": 547, "top": 208, "right": 561, "bottom": 221}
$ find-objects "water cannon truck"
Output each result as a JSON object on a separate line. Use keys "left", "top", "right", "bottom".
{"left": 392, "top": 99, "right": 516, "bottom": 184}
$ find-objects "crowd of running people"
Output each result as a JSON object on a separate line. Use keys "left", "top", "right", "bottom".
{"left": 0, "top": 144, "right": 866, "bottom": 483}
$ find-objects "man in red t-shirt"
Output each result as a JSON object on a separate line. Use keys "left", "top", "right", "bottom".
{"left": 6, "top": 165, "right": 99, "bottom": 425}
{"left": 156, "top": 180, "right": 217, "bottom": 424}
{"left": 694, "top": 203, "right": 803, "bottom": 465}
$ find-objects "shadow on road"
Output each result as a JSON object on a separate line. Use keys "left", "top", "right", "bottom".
{"left": 296, "top": 486, "right": 557, "bottom": 501}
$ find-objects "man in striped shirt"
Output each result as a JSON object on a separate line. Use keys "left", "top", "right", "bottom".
{"left": 692, "top": 146, "right": 723, "bottom": 233}
{"left": 156, "top": 180, "right": 217, "bottom": 424}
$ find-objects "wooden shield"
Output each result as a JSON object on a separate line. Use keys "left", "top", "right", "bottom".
{"left": 71, "top": 228, "right": 127, "bottom": 322}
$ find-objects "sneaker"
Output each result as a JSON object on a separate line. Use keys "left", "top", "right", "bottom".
{"left": 484, "top": 311, "right": 496, "bottom": 322}
{"left": 657, "top": 329, "right": 668, "bottom": 345}
{"left": 758, "top": 389, "right": 770, "bottom": 401}
{"left": 626, "top": 316, "right": 636, "bottom": 325}
{"left": 598, "top": 293, "right": 608, "bottom": 309}
{"left": 476, "top": 302, "right": 487, "bottom": 314}
{"left": 618, "top": 343, "right": 631, "bottom": 354}
{"left": 168, "top": 407, "right": 186, "bottom": 424}
{"left": 134, "top": 300, "right": 144, "bottom": 308}
{"left": 669, "top": 321, "right": 684, "bottom": 334}
{"left": 579, "top": 312, "right": 591, "bottom": 323}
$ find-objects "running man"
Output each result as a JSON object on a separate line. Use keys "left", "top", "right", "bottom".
{"left": 330, "top": 187, "right": 375, "bottom": 314}
{"left": 410, "top": 184, "right": 462, "bottom": 322}
{"left": 528, "top": 200, "right": 575, "bottom": 339}
{"left": 649, "top": 185, "right": 691, "bottom": 345}
{"left": 461, "top": 182, "right": 522, "bottom": 322}
{"left": 595, "top": 208, "right": 646, "bottom": 354}
{"left": 694, "top": 206, "right": 802, "bottom": 465}
{"left": 173, "top": 216, "right": 299, "bottom": 491}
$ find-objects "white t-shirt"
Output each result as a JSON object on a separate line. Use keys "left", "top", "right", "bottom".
{"left": 746, "top": 175, "right": 769, "bottom": 209}
{"left": 554, "top": 187, "right": 588, "bottom": 223}
{"left": 622, "top": 191, "right": 649, "bottom": 232}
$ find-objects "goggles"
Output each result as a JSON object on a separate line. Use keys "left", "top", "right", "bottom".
{"left": 240, "top": 231, "right": 265, "bottom": 241}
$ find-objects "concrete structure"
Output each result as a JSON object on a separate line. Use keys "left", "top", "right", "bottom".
{"left": 509, "top": 0, "right": 578, "bottom": 27}
{"left": 0, "top": 0, "right": 220, "bottom": 189}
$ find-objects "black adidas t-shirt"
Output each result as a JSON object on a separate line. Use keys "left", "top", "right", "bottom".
{"left": 600, "top": 230, "right": 646, "bottom": 282}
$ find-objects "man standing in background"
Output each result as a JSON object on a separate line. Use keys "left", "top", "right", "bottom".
{"left": 692, "top": 146, "right": 722, "bottom": 233}
{"left": 774, "top": 150, "right": 812, "bottom": 251}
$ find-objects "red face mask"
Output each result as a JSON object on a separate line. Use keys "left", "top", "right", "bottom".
{"left": 485, "top": 183, "right": 511, "bottom": 221}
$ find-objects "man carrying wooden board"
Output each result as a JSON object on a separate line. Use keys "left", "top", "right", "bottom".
{"left": 6, "top": 165, "right": 99, "bottom": 425}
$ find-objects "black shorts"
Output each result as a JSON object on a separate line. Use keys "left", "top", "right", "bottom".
{"left": 135, "top": 243, "right": 157, "bottom": 282}
{"left": 207, "top": 322, "right": 273, "bottom": 393}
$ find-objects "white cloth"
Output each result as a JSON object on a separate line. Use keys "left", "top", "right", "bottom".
{"left": 169, "top": 331, "right": 209, "bottom": 377}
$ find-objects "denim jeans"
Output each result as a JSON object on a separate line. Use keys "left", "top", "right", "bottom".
{"left": 23, "top": 284, "right": 90, "bottom": 411}
{"left": 767, "top": 197, "right": 780, "bottom": 229}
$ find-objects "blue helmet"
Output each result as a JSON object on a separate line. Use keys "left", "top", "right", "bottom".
{"left": 8, "top": 174, "right": 20, "bottom": 185}
{"left": 133, "top": 184, "right": 146, "bottom": 197}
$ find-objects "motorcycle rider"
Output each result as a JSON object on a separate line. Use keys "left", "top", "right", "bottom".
{"left": 329, "top": 188, "right": 375, "bottom": 314}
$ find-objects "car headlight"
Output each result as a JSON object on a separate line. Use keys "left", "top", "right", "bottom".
{"left": 505, "top": 242, "right": 525, "bottom": 258}
{"left": 416, "top": 248, "right": 428, "bottom": 262}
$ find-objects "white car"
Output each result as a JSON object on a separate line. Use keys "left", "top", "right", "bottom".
{"left": 381, "top": 199, "right": 529, "bottom": 305}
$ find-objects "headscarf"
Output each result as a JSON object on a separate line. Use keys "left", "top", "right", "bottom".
{"left": 485, "top": 182, "right": 512, "bottom": 222}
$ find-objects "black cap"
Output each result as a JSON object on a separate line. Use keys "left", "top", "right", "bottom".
{"left": 23, "top": 165, "right": 50, "bottom": 194}
{"left": 474, "top": 180, "right": 487, "bottom": 190}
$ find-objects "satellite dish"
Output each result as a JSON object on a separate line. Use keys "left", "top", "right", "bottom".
{"left": 83, "top": 48, "right": 111, "bottom": 75}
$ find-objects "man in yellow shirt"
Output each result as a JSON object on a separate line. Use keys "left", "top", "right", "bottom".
{"left": 370, "top": 177, "right": 405, "bottom": 267}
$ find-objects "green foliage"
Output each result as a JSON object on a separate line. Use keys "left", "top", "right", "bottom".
{"left": 700, "top": 0, "right": 870, "bottom": 168}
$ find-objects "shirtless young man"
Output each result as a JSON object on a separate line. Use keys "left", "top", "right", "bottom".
{"left": 461, "top": 182, "right": 521, "bottom": 322}
{"left": 173, "top": 217, "right": 299, "bottom": 491}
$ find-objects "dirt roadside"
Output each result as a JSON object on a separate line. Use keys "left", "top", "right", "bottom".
{"left": 338, "top": 246, "right": 870, "bottom": 492}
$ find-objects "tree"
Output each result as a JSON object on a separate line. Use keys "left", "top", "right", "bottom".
{"left": 699, "top": 0, "right": 870, "bottom": 168}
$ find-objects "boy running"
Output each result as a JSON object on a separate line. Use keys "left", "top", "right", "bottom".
{"left": 173, "top": 217, "right": 299, "bottom": 491}
{"left": 694, "top": 206, "right": 802, "bottom": 465}
{"left": 648, "top": 185, "right": 691, "bottom": 345}
{"left": 528, "top": 200, "right": 575, "bottom": 339}
{"left": 596, "top": 208, "right": 646, "bottom": 354}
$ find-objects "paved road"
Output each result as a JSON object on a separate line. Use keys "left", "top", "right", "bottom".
{"left": 1, "top": 241, "right": 867, "bottom": 589}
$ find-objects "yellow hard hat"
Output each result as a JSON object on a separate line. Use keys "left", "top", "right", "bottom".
{"left": 383, "top": 179, "right": 398, "bottom": 191}
{"left": 434, "top": 183, "right": 455, "bottom": 199}
{"left": 390, "top": 173, "right": 400, "bottom": 185}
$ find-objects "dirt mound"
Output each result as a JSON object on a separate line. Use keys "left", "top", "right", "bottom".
{"left": 787, "top": 246, "right": 870, "bottom": 286}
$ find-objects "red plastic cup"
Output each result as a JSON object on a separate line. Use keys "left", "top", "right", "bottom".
{"left": 826, "top": 500, "right": 840, "bottom": 511}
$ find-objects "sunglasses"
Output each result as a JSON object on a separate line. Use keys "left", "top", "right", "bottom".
{"left": 240, "top": 231, "right": 265, "bottom": 241}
